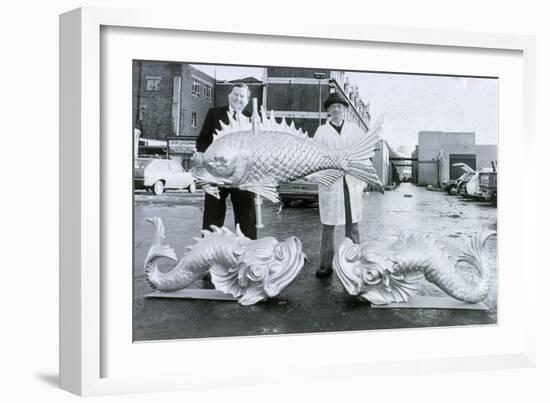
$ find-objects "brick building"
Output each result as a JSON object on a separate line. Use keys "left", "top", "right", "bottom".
{"left": 133, "top": 62, "right": 382, "bottom": 173}
{"left": 263, "top": 67, "right": 371, "bottom": 137}
{"left": 133, "top": 61, "right": 215, "bottom": 140}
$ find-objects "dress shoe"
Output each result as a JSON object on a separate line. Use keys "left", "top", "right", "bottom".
{"left": 316, "top": 266, "right": 333, "bottom": 278}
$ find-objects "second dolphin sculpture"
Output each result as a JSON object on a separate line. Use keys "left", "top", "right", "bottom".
{"left": 333, "top": 229, "right": 496, "bottom": 305}
{"left": 144, "top": 217, "right": 306, "bottom": 305}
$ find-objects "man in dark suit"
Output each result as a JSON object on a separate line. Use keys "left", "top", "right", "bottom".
{"left": 194, "top": 83, "right": 257, "bottom": 240}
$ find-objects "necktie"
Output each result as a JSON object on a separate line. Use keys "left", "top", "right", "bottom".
{"left": 232, "top": 110, "right": 237, "bottom": 120}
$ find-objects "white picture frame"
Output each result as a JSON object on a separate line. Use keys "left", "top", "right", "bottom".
{"left": 59, "top": 6, "right": 537, "bottom": 396}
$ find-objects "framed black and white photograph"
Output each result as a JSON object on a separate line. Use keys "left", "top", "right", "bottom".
{"left": 59, "top": 6, "right": 537, "bottom": 397}
{"left": 132, "top": 60, "right": 499, "bottom": 342}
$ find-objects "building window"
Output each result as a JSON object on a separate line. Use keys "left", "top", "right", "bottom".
{"left": 192, "top": 78, "right": 200, "bottom": 96}
{"left": 202, "top": 84, "right": 212, "bottom": 101}
{"left": 191, "top": 112, "right": 197, "bottom": 128}
{"left": 146, "top": 77, "right": 161, "bottom": 91}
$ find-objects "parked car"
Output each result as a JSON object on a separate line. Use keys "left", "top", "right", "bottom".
{"left": 449, "top": 162, "right": 476, "bottom": 196}
{"left": 278, "top": 179, "right": 318, "bottom": 207}
{"left": 134, "top": 158, "right": 196, "bottom": 195}
{"left": 461, "top": 168, "right": 496, "bottom": 199}
{"left": 444, "top": 172, "right": 474, "bottom": 195}
{"left": 478, "top": 171, "right": 497, "bottom": 203}
{"left": 443, "top": 172, "right": 467, "bottom": 194}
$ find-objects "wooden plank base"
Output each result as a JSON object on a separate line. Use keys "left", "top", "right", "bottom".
{"left": 146, "top": 288, "right": 238, "bottom": 301}
{"left": 370, "top": 296, "right": 489, "bottom": 310}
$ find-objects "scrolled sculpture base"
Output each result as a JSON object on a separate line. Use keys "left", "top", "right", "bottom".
{"left": 369, "top": 296, "right": 489, "bottom": 311}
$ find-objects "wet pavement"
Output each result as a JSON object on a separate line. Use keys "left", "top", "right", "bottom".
{"left": 133, "top": 183, "right": 497, "bottom": 341}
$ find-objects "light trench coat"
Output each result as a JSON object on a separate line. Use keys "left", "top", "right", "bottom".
{"left": 313, "top": 121, "right": 365, "bottom": 225}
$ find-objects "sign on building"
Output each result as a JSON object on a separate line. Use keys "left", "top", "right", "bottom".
{"left": 166, "top": 137, "right": 197, "bottom": 169}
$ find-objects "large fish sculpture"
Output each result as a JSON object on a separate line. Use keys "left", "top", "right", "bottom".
{"left": 144, "top": 217, "right": 306, "bottom": 305}
{"left": 333, "top": 229, "right": 496, "bottom": 305}
{"left": 190, "top": 107, "right": 384, "bottom": 202}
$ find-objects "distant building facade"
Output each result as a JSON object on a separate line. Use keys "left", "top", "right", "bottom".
{"left": 415, "top": 130, "right": 497, "bottom": 186}
{"left": 372, "top": 139, "right": 390, "bottom": 187}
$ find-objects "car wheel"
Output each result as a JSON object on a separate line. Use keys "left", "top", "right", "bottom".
{"left": 282, "top": 197, "right": 292, "bottom": 208}
{"left": 153, "top": 181, "right": 164, "bottom": 195}
{"left": 187, "top": 181, "right": 196, "bottom": 193}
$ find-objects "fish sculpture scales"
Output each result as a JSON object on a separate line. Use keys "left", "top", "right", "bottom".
{"left": 190, "top": 107, "right": 384, "bottom": 202}
{"left": 333, "top": 229, "right": 496, "bottom": 305}
{"left": 144, "top": 217, "right": 306, "bottom": 305}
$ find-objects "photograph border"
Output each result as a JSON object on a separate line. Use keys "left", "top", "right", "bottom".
{"left": 59, "top": 6, "right": 537, "bottom": 396}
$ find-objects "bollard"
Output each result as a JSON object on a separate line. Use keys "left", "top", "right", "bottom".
{"left": 255, "top": 194, "right": 264, "bottom": 229}
{"left": 250, "top": 98, "right": 265, "bottom": 229}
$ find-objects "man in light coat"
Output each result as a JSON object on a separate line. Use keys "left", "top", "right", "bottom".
{"left": 313, "top": 92, "right": 365, "bottom": 277}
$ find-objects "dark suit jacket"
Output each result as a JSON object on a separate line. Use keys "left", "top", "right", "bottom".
{"left": 196, "top": 106, "right": 251, "bottom": 153}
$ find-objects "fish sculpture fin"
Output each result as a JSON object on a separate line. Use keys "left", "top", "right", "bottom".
{"left": 305, "top": 169, "right": 343, "bottom": 188}
{"left": 202, "top": 184, "right": 221, "bottom": 199}
{"left": 258, "top": 107, "right": 309, "bottom": 139}
{"left": 369, "top": 114, "right": 384, "bottom": 134}
{"left": 235, "top": 224, "right": 247, "bottom": 239}
{"left": 210, "top": 263, "right": 244, "bottom": 298}
{"left": 211, "top": 112, "right": 252, "bottom": 143}
{"left": 455, "top": 229, "right": 496, "bottom": 278}
{"left": 361, "top": 272, "right": 424, "bottom": 305}
{"left": 238, "top": 177, "right": 280, "bottom": 202}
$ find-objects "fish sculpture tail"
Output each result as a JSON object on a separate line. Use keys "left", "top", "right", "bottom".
{"left": 341, "top": 117, "right": 385, "bottom": 193}
{"left": 143, "top": 217, "right": 245, "bottom": 292}
{"left": 144, "top": 217, "right": 176, "bottom": 290}
{"left": 421, "top": 228, "right": 496, "bottom": 303}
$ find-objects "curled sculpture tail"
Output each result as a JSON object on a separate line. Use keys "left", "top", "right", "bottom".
{"left": 424, "top": 228, "right": 497, "bottom": 303}
{"left": 143, "top": 217, "right": 178, "bottom": 290}
{"left": 344, "top": 116, "right": 384, "bottom": 193}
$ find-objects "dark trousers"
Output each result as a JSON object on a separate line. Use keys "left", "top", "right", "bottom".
{"left": 320, "top": 178, "right": 360, "bottom": 269}
{"left": 202, "top": 188, "right": 257, "bottom": 240}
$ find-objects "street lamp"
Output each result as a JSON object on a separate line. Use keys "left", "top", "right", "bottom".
{"left": 313, "top": 72, "right": 326, "bottom": 127}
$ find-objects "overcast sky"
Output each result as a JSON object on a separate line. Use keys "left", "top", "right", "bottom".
{"left": 192, "top": 64, "right": 498, "bottom": 155}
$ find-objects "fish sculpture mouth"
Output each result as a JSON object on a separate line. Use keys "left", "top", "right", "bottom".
{"left": 190, "top": 165, "right": 235, "bottom": 198}
{"left": 190, "top": 165, "right": 232, "bottom": 186}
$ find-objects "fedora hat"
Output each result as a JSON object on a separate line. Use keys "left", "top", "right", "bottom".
{"left": 323, "top": 92, "right": 349, "bottom": 110}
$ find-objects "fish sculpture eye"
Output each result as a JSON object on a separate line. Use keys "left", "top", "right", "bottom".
{"left": 363, "top": 269, "right": 382, "bottom": 285}
{"left": 206, "top": 155, "right": 235, "bottom": 177}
